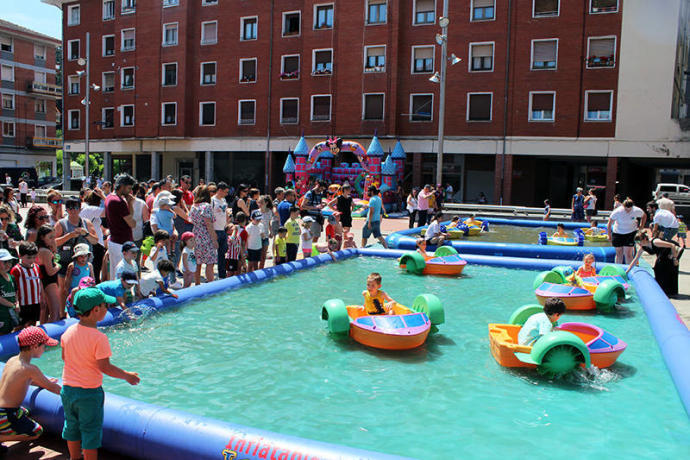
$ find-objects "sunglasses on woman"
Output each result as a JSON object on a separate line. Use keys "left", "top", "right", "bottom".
{"left": 37, "top": 215, "right": 49, "bottom": 221}
{"left": 51, "top": 199, "right": 63, "bottom": 205}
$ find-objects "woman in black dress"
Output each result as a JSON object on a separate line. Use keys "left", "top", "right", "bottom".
{"left": 627, "top": 231, "right": 681, "bottom": 296}
{"left": 328, "top": 184, "right": 354, "bottom": 233}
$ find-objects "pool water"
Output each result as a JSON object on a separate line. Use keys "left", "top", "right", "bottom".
{"left": 419, "top": 224, "right": 609, "bottom": 246}
{"left": 39, "top": 258, "right": 690, "bottom": 459}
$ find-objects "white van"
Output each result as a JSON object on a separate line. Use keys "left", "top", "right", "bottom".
{"left": 652, "top": 183, "right": 690, "bottom": 204}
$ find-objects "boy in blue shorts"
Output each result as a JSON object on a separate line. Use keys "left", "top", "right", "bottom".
{"left": 61, "top": 288, "right": 140, "bottom": 459}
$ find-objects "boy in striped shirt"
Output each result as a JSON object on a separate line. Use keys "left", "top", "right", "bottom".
{"left": 10, "top": 242, "right": 43, "bottom": 328}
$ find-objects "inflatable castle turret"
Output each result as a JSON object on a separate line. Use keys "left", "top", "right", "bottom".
{"left": 364, "top": 135, "right": 384, "bottom": 190}
{"left": 316, "top": 149, "right": 334, "bottom": 183}
{"left": 380, "top": 155, "right": 397, "bottom": 193}
{"left": 282, "top": 152, "right": 296, "bottom": 185}
{"left": 293, "top": 136, "right": 309, "bottom": 193}
{"left": 391, "top": 141, "right": 406, "bottom": 185}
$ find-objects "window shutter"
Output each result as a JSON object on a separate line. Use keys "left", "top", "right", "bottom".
{"left": 240, "top": 102, "right": 254, "bottom": 119}
{"left": 417, "top": 0, "right": 434, "bottom": 11}
{"left": 589, "top": 38, "right": 614, "bottom": 56}
{"left": 588, "top": 92, "right": 611, "bottom": 111}
{"left": 472, "top": 44, "right": 493, "bottom": 58}
{"left": 469, "top": 94, "right": 491, "bottom": 120}
{"left": 415, "top": 47, "right": 434, "bottom": 59}
{"left": 474, "top": 0, "right": 494, "bottom": 7}
{"left": 365, "top": 95, "right": 383, "bottom": 119}
{"left": 532, "top": 93, "right": 553, "bottom": 111}
{"left": 368, "top": 46, "right": 385, "bottom": 57}
{"left": 535, "top": 0, "right": 559, "bottom": 14}
{"left": 533, "top": 41, "right": 556, "bottom": 61}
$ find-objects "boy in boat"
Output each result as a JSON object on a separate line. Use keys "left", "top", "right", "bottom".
{"left": 362, "top": 273, "right": 396, "bottom": 315}
{"left": 518, "top": 298, "right": 566, "bottom": 345}
{"left": 552, "top": 223, "right": 568, "bottom": 238}
{"left": 0, "top": 327, "right": 61, "bottom": 452}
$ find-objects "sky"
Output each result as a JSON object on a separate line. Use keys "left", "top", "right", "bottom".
{"left": 2, "top": 0, "right": 62, "bottom": 40}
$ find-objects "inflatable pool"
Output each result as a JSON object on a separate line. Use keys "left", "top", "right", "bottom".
{"left": 489, "top": 305, "right": 627, "bottom": 376}
{"left": 321, "top": 294, "right": 443, "bottom": 350}
{"left": 399, "top": 246, "right": 467, "bottom": 276}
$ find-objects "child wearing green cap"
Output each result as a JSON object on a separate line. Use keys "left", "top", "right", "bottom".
{"left": 60, "top": 287, "right": 140, "bottom": 459}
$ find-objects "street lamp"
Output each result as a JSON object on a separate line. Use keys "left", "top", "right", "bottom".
{"left": 428, "top": 0, "right": 461, "bottom": 188}
{"left": 76, "top": 32, "right": 99, "bottom": 185}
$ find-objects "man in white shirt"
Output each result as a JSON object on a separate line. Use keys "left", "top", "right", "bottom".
{"left": 607, "top": 199, "right": 647, "bottom": 264}
{"left": 656, "top": 193, "right": 675, "bottom": 213}
{"left": 647, "top": 201, "right": 679, "bottom": 242}
{"left": 18, "top": 178, "right": 28, "bottom": 207}
{"left": 211, "top": 182, "right": 230, "bottom": 278}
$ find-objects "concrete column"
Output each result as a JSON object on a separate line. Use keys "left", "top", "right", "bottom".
{"left": 503, "top": 154, "right": 513, "bottom": 205}
{"left": 205, "top": 151, "right": 213, "bottom": 182}
{"left": 193, "top": 157, "right": 200, "bottom": 184}
{"left": 412, "top": 153, "right": 422, "bottom": 188}
{"left": 493, "top": 154, "right": 513, "bottom": 205}
{"left": 62, "top": 149, "right": 71, "bottom": 191}
{"left": 103, "top": 151, "right": 112, "bottom": 181}
{"left": 151, "top": 151, "right": 160, "bottom": 180}
{"left": 493, "top": 155, "right": 503, "bottom": 205}
{"left": 605, "top": 157, "right": 618, "bottom": 210}
{"left": 131, "top": 154, "right": 137, "bottom": 178}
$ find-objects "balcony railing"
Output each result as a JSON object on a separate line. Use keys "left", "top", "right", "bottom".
{"left": 29, "top": 81, "right": 62, "bottom": 97}
{"left": 28, "top": 137, "right": 62, "bottom": 148}
{"left": 586, "top": 55, "right": 615, "bottom": 68}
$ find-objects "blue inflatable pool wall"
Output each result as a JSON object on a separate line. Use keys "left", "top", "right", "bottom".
{"left": 3, "top": 247, "right": 689, "bottom": 460}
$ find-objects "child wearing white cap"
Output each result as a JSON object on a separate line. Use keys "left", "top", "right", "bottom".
{"left": 0, "top": 249, "right": 18, "bottom": 334}
{"left": 63, "top": 243, "right": 94, "bottom": 302}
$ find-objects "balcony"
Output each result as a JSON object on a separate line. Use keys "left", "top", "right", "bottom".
{"left": 28, "top": 81, "right": 62, "bottom": 98}
{"left": 364, "top": 66, "right": 385, "bottom": 73}
{"left": 27, "top": 137, "right": 62, "bottom": 149}
{"left": 587, "top": 55, "right": 615, "bottom": 68}
{"left": 280, "top": 71, "right": 299, "bottom": 80}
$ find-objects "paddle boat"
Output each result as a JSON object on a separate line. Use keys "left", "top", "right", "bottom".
{"left": 399, "top": 246, "right": 467, "bottom": 276}
{"left": 488, "top": 305, "right": 627, "bottom": 377}
{"left": 579, "top": 227, "right": 609, "bottom": 242}
{"left": 538, "top": 231, "right": 584, "bottom": 246}
{"left": 532, "top": 265, "right": 626, "bottom": 313}
{"left": 321, "top": 294, "right": 443, "bottom": 350}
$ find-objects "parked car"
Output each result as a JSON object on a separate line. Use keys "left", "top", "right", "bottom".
{"left": 652, "top": 183, "right": 690, "bottom": 204}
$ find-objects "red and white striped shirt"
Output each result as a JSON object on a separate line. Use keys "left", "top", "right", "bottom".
{"left": 11, "top": 263, "right": 42, "bottom": 306}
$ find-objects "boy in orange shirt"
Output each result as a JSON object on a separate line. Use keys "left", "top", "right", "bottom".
{"left": 60, "top": 288, "right": 140, "bottom": 460}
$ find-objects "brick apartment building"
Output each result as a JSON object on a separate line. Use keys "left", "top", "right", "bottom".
{"left": 46, "top": 0, "right": 689, "bottom": 208}
{"left": 0, "top": 20, "right": 61, "bottom": 176}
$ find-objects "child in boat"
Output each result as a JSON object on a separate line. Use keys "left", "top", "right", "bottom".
{"left": 552, "top": 223, "right": 568, "bottom": 238}
{"left": 0, "top": 327, "right": 61, "bottom": 452}
{"left": 447, "top": 216, "right": 460, "bottom": 229}
{"left": 518, "top": 298, "right": 566, "bottom": 345}
{"left": 362, "top": 272, "right": 396, "bottom": 315}
{"left": 584, "top": 220, "right": 603, "bottom": 235}
{"left": 415, "top": 238, "right": 429, "bottom": 259}
{"left": 575, "top": 253, "right": 597, "bottom": 278}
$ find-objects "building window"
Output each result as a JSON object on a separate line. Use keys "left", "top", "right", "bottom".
{"left": 241, "top": 17, "right": 258, "bottom": 41}
{"left": 35, "top": 99, "right": 46, "bottom": 113}
{"left": 121, "top": 29, "right": 136, "bottom": 51}
{"left": 103, "top": 35, "right": 115, "bottom": 56}
{"left": 162, "top": 103, "right": 177, "bottom": 125}
{"left": 314, "top": 4, "right": 334, "bottom": 29}
{"left": 34, "top": 45, "right": 46, "bottom": 60}
{"left": 414, "top": 0, "right": 435, "bottom": 24}
{"left": 410, "top": 94, "right": 433, "bottom": 122}
{"left": 68, "top": 75, "right": 80, "bottom": 95}
{"left": 0, "top": 37, "right": 12, "bottom": 53}
{"left": 238, "top": 100, "right": 256, "bottom": 125}
{"left": 121, "top": 105, "right": 135, "bottom": 126}
{"left": 469, "top": 42, "right": 494, "bottom": 72}
{"left": 587, "top": 36, "right": 616, "bottom": 68}
{"left": 68, "top": 5, "right": 80, "bottom": 26}
{"left": 311, "top": 95, "right": 331, "bottom": 121}
{"left": 363, "top": 93, "right": 384, "bottom": 120}
{"left": 162, "top": 63, "right": 177, "bottom": 86}
{"left": 283, "top": 11, "right": 301, "bottom": 36}
{"left": 1, "top": 94, "right": 14, "bottom": 110}
{"left": 240, "top": 58, "right": 257, "bottom": 83}
{"left": 121, "top": 67, "right": 135, "bottom": 89}
{"left": 163, "top": 23, "right": 178, "bottom": 46}
{"left": 313, "top": 49, "right": 333, "bottom": 75}
{"left": 367, "top": 1, "right": 387, "bottom": 24}
{"left": 0, "top": 65, "right": 13, "bottom": 82}
{"left": 412, "top": 46, "right": 434, "bottom": 73}
{"left": 590, "top": 0, "right": 618, "bottom": 14}
{"left": 531, "top": 39, "right": 558, "bottom": 70}
{"left": 163, "top": 0, "right": 178, "bottom": 6}
{"left": 201, "top": 62, "right": 216, "bottom": 85}
{"left": 533, "top": 0, "right": 559, "bottom": 17}
{"left": 201, "top": 21, "right": 218, "bottom": 45}
{"left": 467, "top": 93, "right": 492, "bottom": 121}
{"left": 68, "top": 39, "right": 80, "bottom": 60}
{"left": 69, "top": 110, "right": 80, "bottom": 130}
{"left": 280, "top": 98, "right": 299, "bottom": 124}
{"left": 529, "top": 92, "right": 555, "bottom": 121}
{"left": 471, "top": 0, "right": 495, "bottom": 21}
{"left": 202, "top": 0, "right": 218, "bottom": 5}
{"left": 102, "top": 107, "right": 114, "bottom": 128}
{"left": 103, "top": 0, "right": 115, "bottom": 20}
{"left": 585, "top": 91, "right": 613, "bottom": 121}
{"left": 122, "top": 0, "right": 136, "bottom": 14}
{"left": 281, "top": 55, "right": 299, "bottom": 80}
{"left": 2, "top": 122, "right": 15, "bottom": 138}
{"left": 364, "top": 46, "right": 385, "bottom": 73}
{"left": 34, "top": 71, "right": 47, "bottom": 84}
{"left": 102, "top": 72, "right": 114, "bottom": 92}
{"left": 35, "top": 125, "right": 47, "bottom": 138}
{"left": 200, "top": 102, "right": 216, "bottom": 126}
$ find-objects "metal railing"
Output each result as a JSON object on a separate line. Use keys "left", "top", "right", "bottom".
{"left": 29, "top": 81, "right": 62, "bottom": 97}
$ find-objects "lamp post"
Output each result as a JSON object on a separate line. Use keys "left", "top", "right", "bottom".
{"left": 77, "top": 32, "right": 100, "bottom": 185}
{"left": 429, "top": 0, "right": 460, "bottom": 188}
